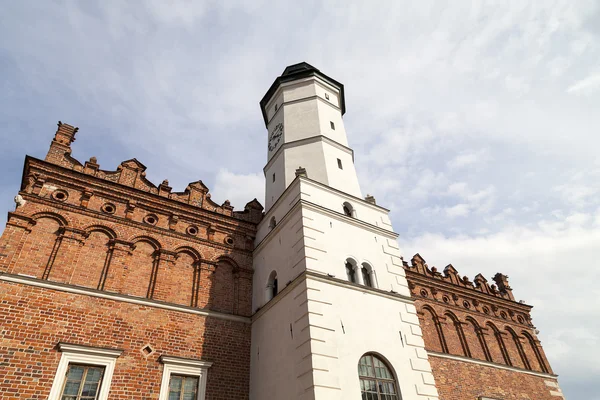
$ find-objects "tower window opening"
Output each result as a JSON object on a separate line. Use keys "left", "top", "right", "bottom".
{"left": 266, "top": 270, "right": 278, "bottom": 302}
{"left": 343, "top": 202, "right": 354, "bottom": 217}
{"left": 272, "top": 173, "right": 276, "bottom": 182}
{"left": 337, "top": 158, "right": 343, "bottom": 169}
{"left": 274, "top": 104, "right": 278, "bottom": 112}
{"left": 269, "top": 216, "right": 276, "bottom": 230}
{"left": 330, "top": 121, "right": 335, "bottom": 130}
{"left": 362, "top": 264, "right": 374, "bottom": 288}
{"left": 325, "top": 93, "right": 330, "bottom": 100}
{"left": 346, "top": 261, "right": 357, "bottom": 283}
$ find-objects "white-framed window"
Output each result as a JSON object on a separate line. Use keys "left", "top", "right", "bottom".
{"left": 159, "top": 356, "right": 213, "bottom": 400}
{"left": 48, "top": 343, "right": 122, "bottom": 400}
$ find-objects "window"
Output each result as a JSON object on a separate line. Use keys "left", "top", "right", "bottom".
{"left": 362, "top": 266, "right": 373, "bottom": 287}
{"left": 269, "top": 216, "right": 276, "bottom": 230}
{"left": 48, "top": 343, "right": 122, "bottom": 400}
{"left": 61, "top": 364, "right": 104, "bottom": 400}
{"left": 343, "top": 202, "right": 354, "bottom": 217}
{"left": 272, "top": 173, "right": 276, "bottom": 182}
{"left": 330, "top": 121, "right": 335, "bottom": 130}
{"left": 159, "top": 356, "right": 212, "bottom": 400}
{"left": 358, "top": 354, "right": 400, "bottom": 400}
{"left": 337, "top": 158, "right": 343, "bottom": 169}
{"left": 266, "top": 270, "right": 278, "bottom": 302}
{"left": 346, "top": 261, "right": 356, "bottom": 283}
{"left": 168, "top": 375, "right": 199, "bottom": 400}
{"left": 325, "top": 93, "right": 330, "bottom": 100}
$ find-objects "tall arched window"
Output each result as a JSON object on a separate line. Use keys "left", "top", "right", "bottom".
{"left": 345, "top": 260, "right": 357, "bottom": 283}
{"left": 361, "top": 263, "right": 374, "bottom": 287}
{"left": 265, "top": 270, "right": 278, "bottom": 302}
{"left": 342, "top": 202, "right": 354, "bottom": 217}
{"left": 358, "top": 353, "right": 400, "bottom": 399}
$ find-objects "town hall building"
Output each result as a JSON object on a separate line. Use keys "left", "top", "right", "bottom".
{"left": 0, "top": 63, "right": 564, "bottom": 399}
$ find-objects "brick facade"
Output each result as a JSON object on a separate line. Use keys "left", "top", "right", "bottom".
{"left": 0, "top": 122, "right": 262, "bottom": 399}
{"left": 0, "top": 121, "right": 563, "bottom": 399}
{"left": 404, "top": 254, "right": 563, "bottom": 399}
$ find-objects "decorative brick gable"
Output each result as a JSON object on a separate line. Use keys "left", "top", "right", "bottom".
{"left": 0, "top": 122, "right": 262, "bottom": 399}
{"left": 404, "top": 254, "right": 563, "bottom": 399}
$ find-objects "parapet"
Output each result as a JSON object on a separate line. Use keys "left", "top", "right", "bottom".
{"left": 405, "top": 253, "right": 515, "bottom": 302}
{"left": 41, "top": 121, "right": 263, "bottom": 224}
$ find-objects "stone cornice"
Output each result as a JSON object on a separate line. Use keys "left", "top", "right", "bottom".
{"left": 252, "top": 270, "right": 414, "bottom": 322}
{"left": 254, "top": 197, "right": 397, "bottom": 256}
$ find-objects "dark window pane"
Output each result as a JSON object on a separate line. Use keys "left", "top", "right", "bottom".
{"left": 61, "top": 365, "right": 105, "bottom": 400}
{"left": 358, "top": 355, "right": 400, "bottom": 400}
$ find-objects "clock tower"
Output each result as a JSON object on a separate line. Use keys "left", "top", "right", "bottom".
{"left": 250, "top": 63, "right": 439, "bottom": 400}
{"left": 260, "top": 63, "right": 362, "bottom": 212}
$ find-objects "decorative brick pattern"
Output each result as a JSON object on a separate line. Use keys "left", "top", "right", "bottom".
{"left": 404, "top": 254, "right": 562, "bottom": 399}
{"left": 0, "top": 122, "right": 261, "bottom": 399}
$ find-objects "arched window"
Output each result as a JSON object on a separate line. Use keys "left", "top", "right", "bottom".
{"left": 345, "top": 260, "right": 357, "bottom": 283}
{"left": 269, "top": 216, "right": 276, "bottom": 230}
{"left": 361, "top": 263, "right": 374, "bottom": 287}
{"left": 342, "top": 202, "right": 354, "bottom": 217}
{"left": 266, "top": 271, "right": 278, "bottom": 302}
{"left": 358, "top": 353, "right": 400, "bottom": 399}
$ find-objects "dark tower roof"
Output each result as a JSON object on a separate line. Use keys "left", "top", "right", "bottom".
{"left": 259, "top": 62, "right": 346, "bottom": 126}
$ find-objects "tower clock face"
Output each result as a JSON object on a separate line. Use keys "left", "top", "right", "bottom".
{"left": 268, "top": 123, "right": 284, "bottom": 152}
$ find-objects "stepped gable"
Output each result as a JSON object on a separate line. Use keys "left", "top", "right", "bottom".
{"left": 42, "top": 121, "right": 263, "bottom": 223}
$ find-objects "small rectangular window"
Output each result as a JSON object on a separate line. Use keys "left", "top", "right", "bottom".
{"left": 272, "top": 173, "right": 275, "bottom": 182}
{"left": 274, "top": 104, "right": 278, "bottom": 112}
{"left": 330, "top": 121, "right": 335, "bottom": 130}
{"left": 337, "top": 158, "right": 343, "bottom": 169}
{"left": 169, "top": 375, "right": 199, "bottom": 400}
{"left": 60, "top": 364, "right": 105, "bottom": 400}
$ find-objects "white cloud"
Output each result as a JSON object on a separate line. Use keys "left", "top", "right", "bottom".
{"left": 447, "top": 148, "right": 491, "bottom": 169}
{"left": 210, "top": 169, "right": 264, "bottom": 211}
{"left": 567, "top": 73, "right": 600, "bottom": 94}
{"left": 445, "top": 203, "right": 470, "bottom": 218}
{"left": 400, "top": 213, "right": 600, "bottom": 390}
{"left": 1, "top": 1, "right": 599, "bottom": 398}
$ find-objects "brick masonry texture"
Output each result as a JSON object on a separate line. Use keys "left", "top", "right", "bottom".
{"left": 429, "top": 357, "right": 559, "bottom": 400}
{"left": 0, "top": 122, "right": 562, "bottom": 399}
{"left": 404, "top": 254, "right": 562, "bottom": 399}
{"left": 0, "top": 280, "right": 250, "bottom": 400}
{"left": 0, "top": 122, "right": 260, "bottom": 399}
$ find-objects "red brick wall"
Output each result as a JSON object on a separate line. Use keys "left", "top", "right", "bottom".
{"left": 0, "top": 123, "right": 260, "bottom": 399}
{"left": 404, "top": 255, "right": 558, "bottom": 400}
{"left": 429, "top": 356, "right": 559, "bottom": 400}
{"left": 0, "top": 280, "right": 250, "bottom": 400}
{"left": 1, "top": 195, "right": 255, "bottom": 317}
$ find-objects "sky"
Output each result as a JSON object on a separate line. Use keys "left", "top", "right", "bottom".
{"left": 1, "top": 1, "right": 598, "bottom": 398}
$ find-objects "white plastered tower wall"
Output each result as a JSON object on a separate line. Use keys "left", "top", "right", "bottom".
{"left": 250, "top": 63, "right": 439, "bottom": 400}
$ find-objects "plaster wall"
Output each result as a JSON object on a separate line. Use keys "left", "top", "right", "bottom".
{"left": 249, "top": 274, "right": 440, "bottom": 400}
{"left": 302, "top": 277, "right": 440, "bottom": 400}
{"left": 249, "top": 279, "right": 310, "bottom": 400}
{"left": 255, "top": 178, "right": 409, "bottom": 309}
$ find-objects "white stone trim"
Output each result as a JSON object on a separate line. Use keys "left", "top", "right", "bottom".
{"left": 48, "top": 343, "right": 122, "bottom": 400}
{"left": 428, "top": 351, "right": 558, "bottom": 379}
{"left": 158, "top": 356, "right": 213, "bottom": 400}
{"left": 0, "top": 273, "right": 250, "bottom": 323}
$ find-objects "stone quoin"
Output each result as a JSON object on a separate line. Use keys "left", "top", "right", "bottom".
{"left": 0, "top": 63, "right": 563, "bottom": 399}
